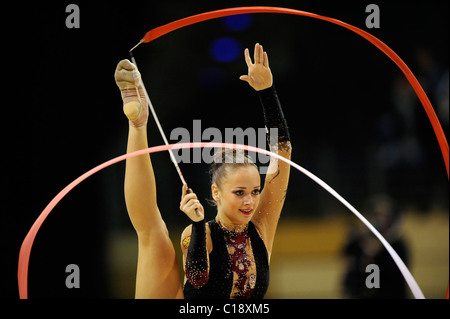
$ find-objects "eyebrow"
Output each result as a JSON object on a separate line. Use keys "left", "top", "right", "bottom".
{"left": 233, "top": 186, "right": 261, "bottom": 189}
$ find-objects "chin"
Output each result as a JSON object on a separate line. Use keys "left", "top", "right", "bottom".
{"left": 238, "top": 210, "right": 254, "bottom": 221}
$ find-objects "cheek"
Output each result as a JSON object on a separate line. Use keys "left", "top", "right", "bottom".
{"left": 226, "top": 195, "right": 241, "bottom": 208}
{"left": 220, "top": 194, "right": 241, "bottom": 212}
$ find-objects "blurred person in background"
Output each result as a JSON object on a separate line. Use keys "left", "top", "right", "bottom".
{"left": 342, "top": 194, "right": 409, "bottom": 298}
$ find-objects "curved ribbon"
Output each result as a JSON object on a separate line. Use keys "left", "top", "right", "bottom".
{"left": 20, "top": 6, "right": 446, "bottom": 299}
{"left": 18, "top": 142, "right": 424, "bottom": 299}
{"left": 137, "top": 6, "right": 448, "bottom": 178}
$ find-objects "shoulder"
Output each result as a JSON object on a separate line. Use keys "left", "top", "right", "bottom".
{"left": 180, "top": 221, "right": 213, "bottom": 255}
{"left": 181, "top": 224, "right": 193, "bottom": 239}
{"left": 180, "top": 221, "right": 213, "bottom": 238}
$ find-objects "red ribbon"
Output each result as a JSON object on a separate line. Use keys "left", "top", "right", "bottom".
{"left": 139, "top": 6, "right": 448, "bottom": 178}
{"left": 140, "top": 8, "right": 449, "bottom": 298}
{"left": 19, "top": 7, "right": 448, "bottom": 299}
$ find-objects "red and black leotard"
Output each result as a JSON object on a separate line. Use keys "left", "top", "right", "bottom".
{"left": 183, "top": 219, "right": 270, "bottom": 299}
{"left": 183, "top": 85, "right": 288, "bottom": 299}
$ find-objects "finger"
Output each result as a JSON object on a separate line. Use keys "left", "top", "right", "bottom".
{"left": 263, "top": 51, "right": 269, "bottom": 68}
{"left": 254, "top": 43, "right": 261, "bottom": 64}
{"left": 181, "top": 186, "right": 196, "bottom": 206}
{"left": 181, "top": 183, "right": 188, "bottom": 201}
{"left": 186, "top": 188, "right": 197, "bottom": 199}
{"left": 181, "top": 197, "right": 204, "bottom": 221}
{"left": 185, "top": 199, "right": 200, "bottom": 211}
{"left": 182, "top": 192, "right": 198, "bottom": 206}
{"left": 239, "top": 75, "right": 250, "bottom": 82}
{"left": 258, "top": 44, "right": 264, "bottom": 64}
{"left": 194, "top": 205, "right": 204, "bottom": 218}
{"left": 191, "top": 200, "right": 204, "bottom": 214}
{"left": 243, "top": 48, "right": 252, "bottom": 67}
{"left": 180, "top": 193, "right": 195, "bottom": 207}
{"left": 190, "top": 205, "right": 204, "bottom": 220}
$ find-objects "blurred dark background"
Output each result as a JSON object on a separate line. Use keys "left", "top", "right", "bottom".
{"left": 3, "top": 1, "right": 448, "bottom": 299}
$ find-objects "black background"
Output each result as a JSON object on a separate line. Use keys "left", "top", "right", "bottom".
{"left": 2, "top": 0, "right": 448, "bottom": 300}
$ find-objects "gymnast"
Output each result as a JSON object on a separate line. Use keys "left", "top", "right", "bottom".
{"left": 114, "top": 43, "right": 292, "bottom": 298}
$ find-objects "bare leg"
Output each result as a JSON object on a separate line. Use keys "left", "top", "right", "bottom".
{"left": 125, "top": 126, "right": 183, "bottom": 298}
{"left": 117, "top": 59, "right": 183, "bottom": 298}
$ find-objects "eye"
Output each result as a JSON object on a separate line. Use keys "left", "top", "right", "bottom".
{"left": 234, "top": 190, "right": 244, "bottom": 196}
{"left": 252, "top": 189, "right": 261, "bottom": 196}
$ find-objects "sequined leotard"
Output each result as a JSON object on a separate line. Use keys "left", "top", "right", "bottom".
{"left": 184, "top": 85, "right": 288, "bottom": 299}
{"left": 183, "top": 219, "right": 270, "bottom": 299}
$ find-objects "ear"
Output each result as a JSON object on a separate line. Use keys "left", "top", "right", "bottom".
{"left": 211, "top": 184, "right": 220, "bottom": 202}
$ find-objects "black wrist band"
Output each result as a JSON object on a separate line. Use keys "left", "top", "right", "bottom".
{"left": 257, "top": 85, "right": 291, "bottom": 146}
{"left": 185, "top": 220, "right": 209, "bottom": 289}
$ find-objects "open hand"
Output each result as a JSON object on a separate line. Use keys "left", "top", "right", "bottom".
{"left": 239, "top": 43, "right": 273, "bottom": 91}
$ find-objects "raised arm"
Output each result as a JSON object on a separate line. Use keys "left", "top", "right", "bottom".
{"left": 254, "top": 87, "right": 292, "bottom": 260}
{"left": 240, "top": 44, "right": 292, "bottom": 259}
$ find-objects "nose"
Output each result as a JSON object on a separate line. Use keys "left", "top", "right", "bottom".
{"left": 243, "top": 194, "right": 253, "bottom": 206}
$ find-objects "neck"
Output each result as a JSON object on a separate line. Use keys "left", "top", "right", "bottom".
{"left": 215, "top": 215, "right": 248, "bottom": 233}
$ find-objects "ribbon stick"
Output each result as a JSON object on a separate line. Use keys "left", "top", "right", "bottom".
{"left": 20, "top": 6, "right": 447, "bottom": 300}
{"left": 135, "top": 8, "right": 449, "bottom": 296}
{"left": 18, "top": 142, "right": 425, "bottom": 299}
{"left": 131, "top": 6, "right": 448, "bottom": 178}
{"left": 129, "top": 54, "right": 187, "bottom": 186}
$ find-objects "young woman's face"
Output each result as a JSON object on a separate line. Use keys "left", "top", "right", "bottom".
{"left": 213, "top": 166, "right": 261, "bottom": 225}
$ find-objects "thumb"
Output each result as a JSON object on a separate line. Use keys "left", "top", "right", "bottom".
{"left": 239, "top": 75, "right": 250, "bottom": 82}
{"left": 181, "top": 183, "right": 188, "bottom": 200}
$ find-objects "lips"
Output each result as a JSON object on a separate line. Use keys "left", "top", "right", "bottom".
{"left": 239, "top": 209, "right": 253, "bottom": 215}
